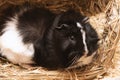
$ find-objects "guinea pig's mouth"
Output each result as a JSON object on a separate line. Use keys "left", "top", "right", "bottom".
{"left": 67, "top": 52, "right": 96, "bottom": 69}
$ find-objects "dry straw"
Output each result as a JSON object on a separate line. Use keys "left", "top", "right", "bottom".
{"left": 0, "top": 0, "right": 120, "bottom": 79}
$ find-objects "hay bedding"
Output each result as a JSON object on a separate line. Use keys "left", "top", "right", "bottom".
{"left": 0, "top": 0, "right": 120, "bottom": 80}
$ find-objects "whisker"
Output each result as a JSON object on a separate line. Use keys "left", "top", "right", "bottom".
{"left": 68, "top": 54, "right": 80, "bottom": 69}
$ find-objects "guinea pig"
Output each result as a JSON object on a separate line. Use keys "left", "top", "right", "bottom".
{"left": 0, "top": 4, "right": 99, "bottom": 69}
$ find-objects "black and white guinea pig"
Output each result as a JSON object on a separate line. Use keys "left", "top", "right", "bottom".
{"left": 0, "top": 5, "right": 99, "bottom": 69}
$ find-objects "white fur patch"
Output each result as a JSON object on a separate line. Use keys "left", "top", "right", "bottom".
{"left": 0, "top": 17, "right": 34, "bottom": 64}
{"left": 77, "top": 22, "right": 88, "bottom": 54}
{"left": 76, "top": 52, "right": 96, "bottom": 65}
{"left": 68, "top": 52, "right": 96, "bottom": 69}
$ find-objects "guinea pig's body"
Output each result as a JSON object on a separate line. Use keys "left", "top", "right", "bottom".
{"left": 0, "top": 5, "right": 99, "bottom": 69}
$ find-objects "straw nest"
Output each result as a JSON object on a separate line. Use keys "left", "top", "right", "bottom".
{"left": 0, "top": 0, "right": 120, "bottom": 80}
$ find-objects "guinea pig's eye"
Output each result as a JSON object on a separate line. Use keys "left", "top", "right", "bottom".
{"left": 69, "top": 35, "right": 75, "bottom": 40}
{"left": 69, "top": 35, "right": 76, "bottom": 44}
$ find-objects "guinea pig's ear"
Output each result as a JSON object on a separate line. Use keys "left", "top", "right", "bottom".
{"left": 53, "top": 14, "right": 69, "bottom": 29}
{"left": 56, "top": 24, "right": 69, "bottom": 29}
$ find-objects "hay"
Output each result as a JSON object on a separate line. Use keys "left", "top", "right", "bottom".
{"left": 0, "top": 0, "right": 120, "bottom": 79}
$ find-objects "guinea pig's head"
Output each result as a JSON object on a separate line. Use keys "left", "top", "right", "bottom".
{"left": 41, "top": 10, "right": 99, "bottom": 69}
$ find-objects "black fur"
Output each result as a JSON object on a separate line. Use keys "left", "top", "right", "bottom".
{"left": 0, "top": 4, "right": 99, "bottom": 69}
{"left": 17, "top": 8, "right": 86, "bottom": 69}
